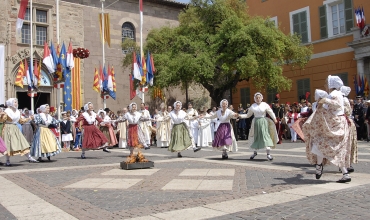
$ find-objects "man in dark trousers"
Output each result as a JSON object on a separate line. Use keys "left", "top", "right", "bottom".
{"left": 353, "top": 96, "right": 365, "bottom": 140}
{"left": 237, "top": 105, "right": 246, "bottom": 140}
{"left": 229, "top": 105, "right": 238, "bottom": 141}
{"left": 272, "top": 94, "right": 284, "bottom": 144}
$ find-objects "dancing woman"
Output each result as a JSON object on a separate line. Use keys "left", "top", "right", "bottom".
{"left": 202, "top": 99, "right": 239, "bottom": 159}
{"left": 98, "top": 110, "right": 117, "bottom": 150}
{"left": 0, "top": 98, "right": 38, "bottom": 166}
{"left": 75, "top": 102, "right": 109, "bottom": 159}
{"left": 239, "top": 93, "right": 278, "bottom": 161}
{"left": 21, "top": 108, "right": 34, "bottom": 144}
{"left": 156, "top": 103, "right": 171, "bottom": 148}
{"left": 166, "top": 101, "right": 201, "bottom": 158}
{"left": 303, "top": 75, "right": 352, "bottom": 183}
{"left": 31, "top": 104, "right": 62, "bottom": 161}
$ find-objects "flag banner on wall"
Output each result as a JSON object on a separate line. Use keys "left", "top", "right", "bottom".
{"left": 0, "top": 45, "right": 5, "bottom": 104}
{"left": 72, "top": 57, "right": 81, "bottom": 110}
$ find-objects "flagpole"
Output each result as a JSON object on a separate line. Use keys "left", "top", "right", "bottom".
{"left": 140, "top": 0, "right": 145, "bottom": 103}
{"left": 30, "top": 0, "right": 35, "bottom": 113}
{"left": 56, "top": 0, "right": 61, "bottom": 121}
{"left": 101, "top": 0, "right": 107, "bottom": 109}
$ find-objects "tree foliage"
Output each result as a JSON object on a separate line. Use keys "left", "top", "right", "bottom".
{"left": 123, "top": 0, "right": 313, "bottom": 103}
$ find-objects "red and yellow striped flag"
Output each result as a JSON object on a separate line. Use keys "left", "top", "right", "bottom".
{"left": 37, "top": 59, "right": 42, "bottom": 86}
{"left": 141, "top": 55, "right": 147, "bottom": 85}
{"left": 111, "top": 65, "right": 116, "bottom": 92}
{"left": 93, "top": 67, "right": 100, "bottom": 93}
{"left": 15, "top": 60, "right": 25, "bottom": 88}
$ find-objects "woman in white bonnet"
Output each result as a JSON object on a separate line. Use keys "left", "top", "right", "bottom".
{"left": 303, "top": 75, "right": 352, "bottom": 183}
{"left": 202, "top": 99, "right": 238, "bottom": 159}
{"left": 165, "top": 101, "right": 201, "bottom": 158}
{"left": 0, "top": 98, "right": 38, "bottom": 166}
{"left": 312, "top": 89, "right": 328, "bottom": 112}
{"left": 239, "top": 92, "right": 278, "bottom": 161}
{"left": 75, "top": 102, "right": 109, "bottom": 159}
{"left": 31, "top": 104, "right": 62, "bottom": 161}
{"left": 21, "top": 108, "right": 34, "bottom": 144}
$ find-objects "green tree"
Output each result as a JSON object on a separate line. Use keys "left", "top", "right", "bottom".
{"left": 123, "top": 0, "right": 313, "bottom": 104}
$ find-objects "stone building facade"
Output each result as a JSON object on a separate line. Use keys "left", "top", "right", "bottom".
{"left": 0, "top": 0, "right": 212, "bottom": 113}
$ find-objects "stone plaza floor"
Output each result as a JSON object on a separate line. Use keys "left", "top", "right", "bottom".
{"left": 1, "top": 140, "right": 370, "bottom": 219}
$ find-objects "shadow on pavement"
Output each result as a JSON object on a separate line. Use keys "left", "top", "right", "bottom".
{"left": 271, "top": 174, "right": 332, "bottom": 186}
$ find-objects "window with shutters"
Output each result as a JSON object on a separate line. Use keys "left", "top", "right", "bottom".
{"left": 290, "top": 6, "right": 311, "bottom": 43}
{"left": 333, "top": 72, "right": 348, "bottom": 86}
{"left": 297, "top": 78, "right": 311, "bottom": 102}
{"left": 122, "top": 22, "right": 136, "bottom": 54}
{"left": 21, "top": 8, "right": 49, "bottom": 46}
{"left": 320, "top": 0, "right": 354, "bottom": 38}
{"left": 267, "top": 88, "right": 277, "bottom": 104}
{"left": 240, "top": 87, "right": 250, "bottom": 109}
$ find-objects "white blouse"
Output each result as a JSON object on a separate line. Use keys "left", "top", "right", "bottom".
{"left": 240, "top": 102, "right": 276, "bottom": 121}
{"left": 169, "top": 110, "right": 190, "bottom": 124}
{"left": 39, "top": 113, "right": 53, "bottom": 126}
{"left": 124, "top": 111, "right": 148, "bottom": 124}
{"left": 4, "top": 108, "right": 21, "bottom": 124}
{"left": 204, "top": 108, "right": 237, "bottom": 123}
{"left": 82, "top": 112, "right": 97, "bottom": 125}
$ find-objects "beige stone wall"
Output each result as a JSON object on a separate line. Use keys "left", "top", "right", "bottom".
{"left": 0, "top": 0, "right": 212, "bottom": 113}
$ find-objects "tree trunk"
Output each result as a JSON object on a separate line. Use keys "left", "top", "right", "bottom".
{"left": 185, "top": 82, "right": 189, "bottom": 107}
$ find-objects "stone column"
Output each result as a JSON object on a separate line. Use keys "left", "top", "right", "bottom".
{"left": 357, "top": 58, "right": 365, "bottom": 77}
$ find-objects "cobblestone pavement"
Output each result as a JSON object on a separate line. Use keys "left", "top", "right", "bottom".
{"left": 0, "top": 140, "right": 370, "bottom": 219}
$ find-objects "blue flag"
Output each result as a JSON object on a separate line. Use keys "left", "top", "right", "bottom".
{"left": 27, "top": 60, "right": 34, "bottom": 91}
{"left": 50, "top": 41, "right": 58, "bottom": 72}
{"left": 146, "top": 51, "right": 153, "bottom": 86}
{"left": 59, "top": 43, "right": 67, "bottom": 78}
{"left": 63, "top": 68, "right": 72, "bottom": 111}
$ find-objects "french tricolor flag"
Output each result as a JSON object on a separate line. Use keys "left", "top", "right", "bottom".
{"left": 16, "top": 0, "right": 29, "bottom": 34}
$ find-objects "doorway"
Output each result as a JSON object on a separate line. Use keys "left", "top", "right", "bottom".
{"left": 17, "top": 92, "right": 50, "bottom": 110}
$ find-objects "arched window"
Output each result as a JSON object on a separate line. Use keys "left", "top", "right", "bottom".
{"left": 122, "top": 22, "right": 135, "bottom": 54}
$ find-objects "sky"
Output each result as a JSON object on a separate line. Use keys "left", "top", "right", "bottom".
{"left": 175, "top": 0, "right": 191, "bottom": 4}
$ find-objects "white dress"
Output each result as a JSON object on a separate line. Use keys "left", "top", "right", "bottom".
{"left": 139, "top": 109, "right": 152, "bottom": 145}
{"left": 156, "top": 111, "right": 171, "bottom": 147}
{"left": 197, "top": 116, "right": 212, "bottom": 147}
{"left": 123, "top": 111, "right": 150, "bottom": 148}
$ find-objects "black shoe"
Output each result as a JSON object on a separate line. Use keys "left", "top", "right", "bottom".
{"left": 347, "top": 166, "right": 354, "bottom": 173}
{"left": 193, "top": 147, "right": 201, "bottom": 152}
{"left": 250, "top": 151, "right": 257, "bottom": 160}
{"left": 222, "top": 154, "right": 228, "bottom": 159}
{"left": 103, "top": 149, "right": 111, "bottom": 153}
{"left": 37, "top": 157, "right": 44, "bottom": 162}
{"left": 81, "top": 154, "right": 86, "bottom": 159}
{"left": 337, "top": 173, "right": 351, "bottom": 183}
{"left": 315, "top": 163, "right": 323, "bottom": 180}
{"left": 177, "top": 152, "right": 182, "bottom": 158}
{"left": 145, "top": 147, "right": 150, "bottom": 150}
{"left": 47, "top": 156, "right": 51, "bottom": 161}
{"left": 5, "top": 162, "right": 11, "bottom": 167}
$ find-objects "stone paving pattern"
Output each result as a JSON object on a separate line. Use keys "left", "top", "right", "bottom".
{"left": 0, "top": 141, "right": 370, "bottom": 219}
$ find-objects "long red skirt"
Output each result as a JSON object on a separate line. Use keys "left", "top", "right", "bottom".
{"left": 82, "top": 125, "right": 108, "bottom": 150}
{"left": 127, "top": 124, "right": 140, "bottom": 148}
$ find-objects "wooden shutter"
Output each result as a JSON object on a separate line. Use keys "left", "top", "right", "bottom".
{"left": 240, "top": 88, "right": 250, "bottom": 108}
{"left": 300, "top": 11, "right": 308, "bottom": 43}
{"left": 297, "top": 78, "right": 311, "bottom": 102}
{"left": 293, "top": 13, "right": 300, "bottom": 34}
{"left": 319, "top": 5, "right": 328, "bottom": 39}
{"left": 344, "top": 0, "right": 354, "bottom": 32}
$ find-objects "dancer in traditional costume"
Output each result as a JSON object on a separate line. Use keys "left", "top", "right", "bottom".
{"left": 75, "top": 102, "right": 109, "bottom": 159}
{"left": 239, "top": 93, "right": 278, "bottom": 161}
{"left": 21, "top": 108, "right": 34, "bottom": 144}
{"left": 117, "top": 108, "right": 128, "bottom": 149}
{"left": 121, "top": 103, "right": 152, "bottom": 155}
{"left": 302, "top": 75, "right": 352, "bottom": 183}
{"left": 287, "top": 106, "right": 300, "bottom": 142}
{"left": 60, "top": 111, "right": 73, "bottom": 151}
{"left": 166, "top": 101, "right": 201, "bottom": 158}
{"left": 139, "top": 103, "right": 152, "bottom": 147}
{"left": 155, "top": 103, "right": 171, "bottom": 148}
{"left": 0, "top": 98, "right": 38, "bottom": 166}
{"left": 197, "top": 108, "right": 212, "bottom": 147}
{"left": 203, "top": 99, "right": 238, "bottom": 159}
{"left": 341, "top": 86, "right": 357, "bottom": 173}
{"left": 31, "top": 104, "right": 62, "bottom": 161}
{"left": 98, "top": 110, "right": 117, "bottom": 150}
